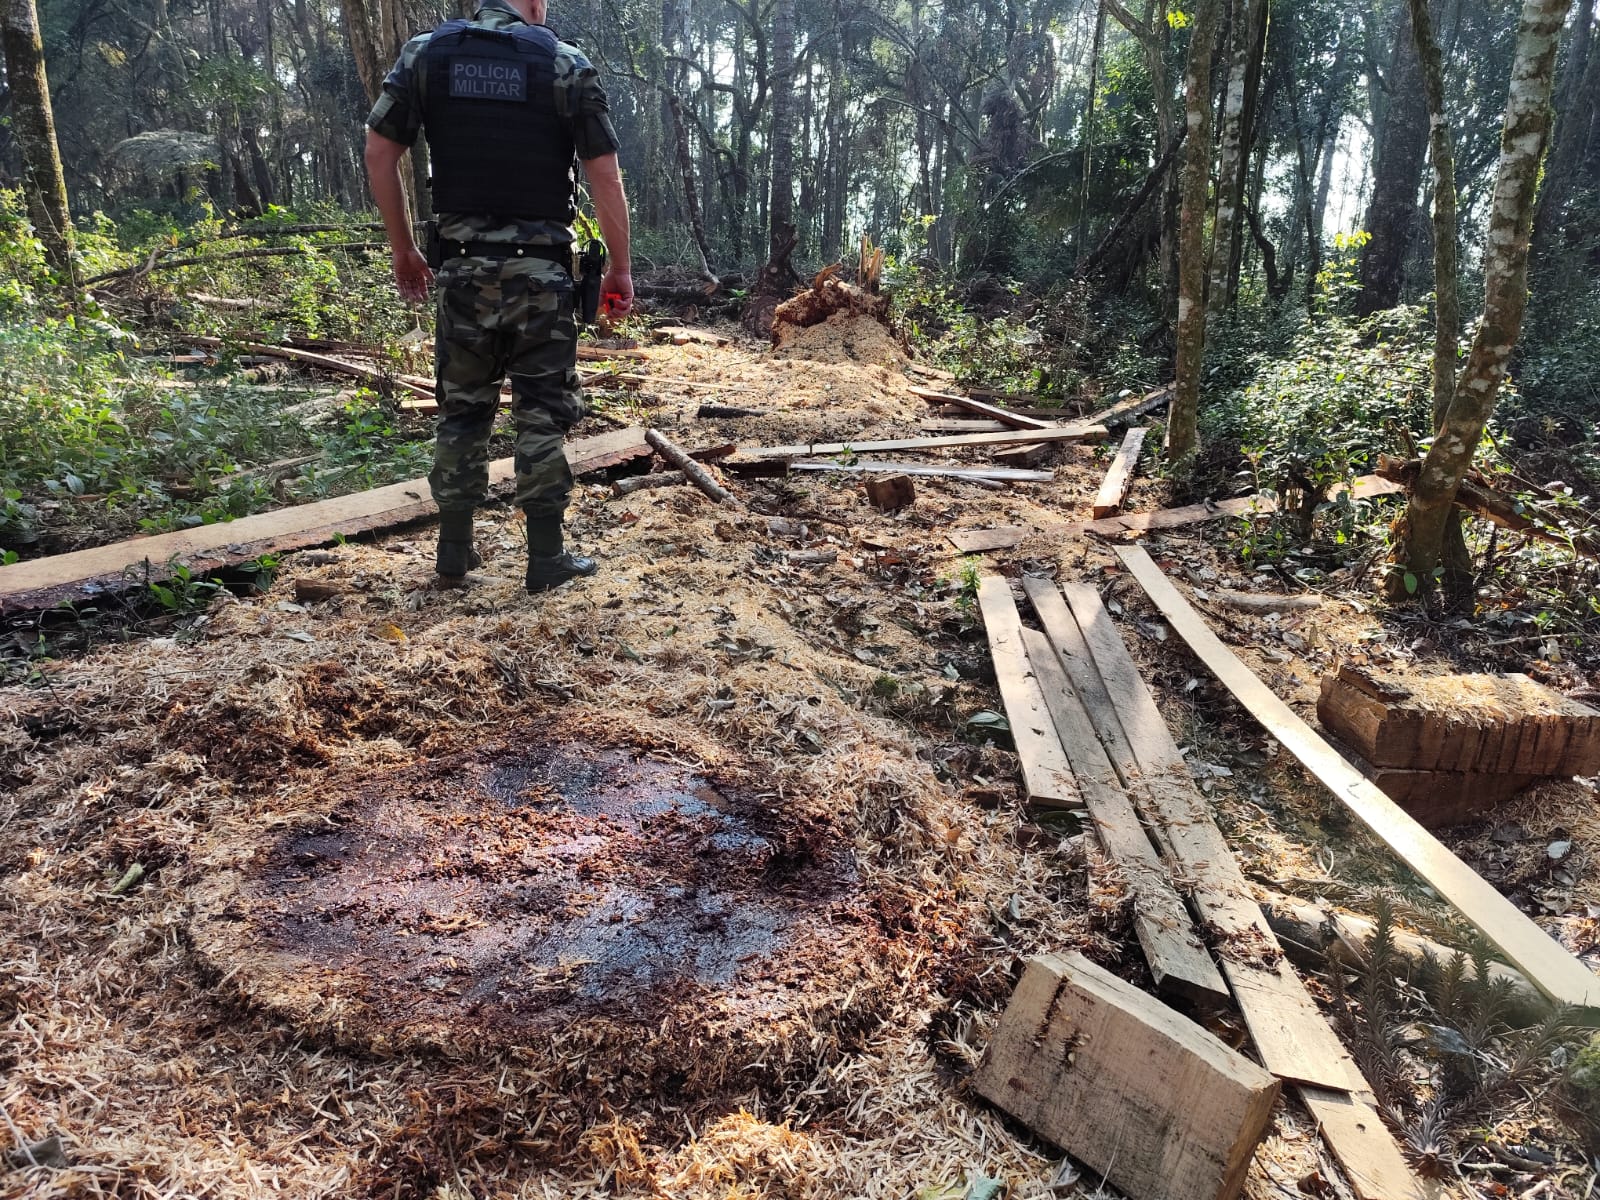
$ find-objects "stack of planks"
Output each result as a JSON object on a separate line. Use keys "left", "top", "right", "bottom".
{"left": 975, "top": 573, "right": 1438, "bottom": 1200}
{"left": 1317, "top": 664, "right": 1600, "bottom": 825}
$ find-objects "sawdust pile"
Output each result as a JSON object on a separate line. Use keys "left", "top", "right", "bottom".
{"left": 0, "top": 337, "right": 1136, "bottom": 1199}
{"left": 770, "top": 269, "right": 904, "bottom": 366}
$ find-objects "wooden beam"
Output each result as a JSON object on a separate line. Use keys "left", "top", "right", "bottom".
{"left": 0, "top": 428, "right": 651, "bottom": 617}
{"left": 907, "top": 385, "right": 1060, "bottom": 430}
{"left": 1020, "top": 626, "right": 1229, "bottom": 1004}
{"left": 1112, "top": 544, "right": 1600, "bottom": 1011}
{"left": 789, "top": 461, "right": 1052, "bottom": 483}
{"left": 1054, "top": 579, "right": 1364, "bottom": 1091}
{"left": 991, "top": 441, "right": 1053, "bottom": 468}
{"left": 1082, "top": 384, "right": 1174, "bottom": 427}
{"left": 1092, "top": 426, "right": 1149, "bottom": 518}
{"left": 742, "top": 424, "right": 1108, "bottom": 460}
{"left": 918, "top": 418, "right": 1009, "bottom": 433}
{"left": 974, "top": 952, "right": 1278, "bottom": 1200}
{"left": 975, "top": 577, "right": 1082, "bottom": 811}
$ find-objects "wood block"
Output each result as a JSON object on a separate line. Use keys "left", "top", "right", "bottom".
{"left": 865, "top": 474, "right": 915, "bottom": 511}
{"left": 974, "top": 952, "right": 1279, "bottom": 1200}
{"left": 1317, "top": 664, "right": 1600, "bottom": 776}
{"left": 992, "top": 441, "right": 1052, "bottom": 467}
{"left": 1364, "top": 763, "right": 1540, "bottom": 828}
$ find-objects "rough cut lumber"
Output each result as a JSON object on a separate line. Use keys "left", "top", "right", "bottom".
{"left": 907, "top": 385, "right": 1060, "bottom": 430}
{"left": 789, "top": 461, "right": 1052, "bottom": 483}
{"left": 918, "top": 418, "right": 1009, "bottom": 433}
{"left": 1092, "top": 425, "right": 1150, "bottom": 518}
{"left": 0, "top": 427, "right": 651, "bottom": 618}
{"left": 947, "top": 527, "right": 1032, "bottom": 554}
{"left": 1358, "top": 764, "right": 1540, "bottom": 828}
{"left": 1082, "top": 384, "right": 1174, "bottom": 428}
{"left": 974, "top": 952, "right": 1278, "bottom": 1200}
{"left": 1113, "top": 544, "right": 1600, "bottom": 1011}
{"left": 865, "top": 474, "right": 916, "bottom": 511}
{"left": 742, "top": 424, "right": 1108, "bottom": 459}
{"left": 991, "top": 441, "right": 1053, "bottom": 468}
{"left": 644, "top": 429, "right": 736, "bottom": 506}
{"left": 1297, "top": 1087, "right": 1438, "bottom": 1200}
{"left": 1055, "top": 579, "right": 1364, "bottom": 1092}
{"left": 975, "top": 577, "right": 1082, "bottom": 811}
{"left": 1020, "top": 626, "right": 1229, "bottom": 1004}
{"left": 1317, "top": 664, "right": 1600, "bottom": 777}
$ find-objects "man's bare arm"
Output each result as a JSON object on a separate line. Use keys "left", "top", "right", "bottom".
{"left": 583, "top": 152, "right": 633, "bottom": 318}
{"left": 365, "top": 129, "right": 432, "bottom": 304}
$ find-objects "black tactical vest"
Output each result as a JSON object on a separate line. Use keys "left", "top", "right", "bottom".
{"left": 421, "top": 19, "right": 578, "bottom": 220}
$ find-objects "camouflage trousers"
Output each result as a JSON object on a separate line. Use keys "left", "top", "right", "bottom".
{"left": 429, "top": 256, "right": 584, "bottom": 519}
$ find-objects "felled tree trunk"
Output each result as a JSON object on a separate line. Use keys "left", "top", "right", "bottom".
{"left": 1, "top": 0, "right": 77, "bottom": 289}
{"left": 1388, "top": 0, "right": 1576, "bottom": 602}
{"left": 1167, "top": 0, "right": 1222, "bottom": 463}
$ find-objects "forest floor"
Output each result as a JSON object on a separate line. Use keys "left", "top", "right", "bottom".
{"left": 3, "top": 309, "right": 1599, "bottom": 1199}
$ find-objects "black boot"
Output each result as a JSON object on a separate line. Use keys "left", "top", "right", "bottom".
{"left": 525, "top": 515, "right": 596, "bottom": 593}
{"left": 435, "top": 507, "right": 482, "bottom": 581}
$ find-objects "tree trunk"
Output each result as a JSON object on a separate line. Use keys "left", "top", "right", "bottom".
{"left": 1168, "top": 0, "right": 1223, "bottom": 463}
{"left": 1387, "top": 0, "right": 1575, "bottom": 603}
{"left": 667, "top": 92, "right": 717, "bottom": 285}
{"left": 1355, "top": 0, "right": 1430, "bottom": 316}
{"left": 1530, "top": 0, "right": 1596, "bottom": 279}
{"left": 0, "top": 0, "right": 76, "bottom": 287}
{"left": 1208, "top": 0, "right": 1266, "bottom": 321}
{"left": 764, "top": 0, "right": 798, "bottom": 283}
{"left": 1075, "top": 0, "right": 1105, "bottom": 268}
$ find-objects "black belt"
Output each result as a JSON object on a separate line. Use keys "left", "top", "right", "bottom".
{"left": 439, "top": 239, "right": 570, "bottom": 265}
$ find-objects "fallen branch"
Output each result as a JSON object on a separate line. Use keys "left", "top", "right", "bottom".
{"left": 1376, "top": 455, "right": 1600, "bottom": 559}
{"left": 611, "top": 470, "right": 686, "bottom": 497}
{"left": 185, "top": 336, "right": 432, "bottom": 401}
{"left": 644, "top": 429, "right": 737, "bottom": 505}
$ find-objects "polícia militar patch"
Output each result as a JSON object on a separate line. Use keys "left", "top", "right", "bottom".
{"left": 448, "top": 57, "right": 527, "bottom": 100}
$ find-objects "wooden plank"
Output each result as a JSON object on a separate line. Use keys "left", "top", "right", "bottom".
{"left": 948, "top": 527, "right": 1030, "bottom": 554}
{"left": 1082, "top": 384, "right": 1174, "bottom": 428}
{"left": 991, "top": 441, "right": 1052, "bottom": 468}
{"left": 1113, "top": 544, "right": 1600, "bottom": 1010}
{"left": 1056, "top": 579, "right": 1365, "bottom": 1091}
{"left": 0, "top": 428, "right": 651, "bottom": 618}
{"left": 974, "top": 952, "right": 1278, "bottom": 1200}
{"left": 1299, "top": 1087, "right": 1439, "bottom": 1200}
{"left": 742, "top": 424, "right": 1108, "bottom": 460}
{"left": 907, "top": 385, "right": 1060, "bottom": 430}
{"left": 1020, "top": 626, "right": 1228, "bottom": 1004}
{"left": 789, "top": 461, "right": 1052, "bottom": 483}
{"left": 975, "top": 577, "right": 1082, "bottom": 811}
{"left": 1092, "top": 426, "right": 1149, "bottom": 518}
{"left": 918, "top": 418, "right": 1009, "bottom": 433}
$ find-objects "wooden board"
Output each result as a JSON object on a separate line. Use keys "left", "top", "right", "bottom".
{"left": 906, "top": 386, "right": 1060, "bottom": 430}
{"left": 975, "top": 577, "right": 1082, "bottom": 811}
{"left": 947, "top": 527, "right": 1031, "bottom": 554}
{"left": 918, "top": 418, "right": 1009, "bottom": 433}
{"left": 974, "top": 952, "right": 1278, "bottom": 1200}
{"left": 1317, "top": 664, "right": 1600, "bottom": 776}
{"left": 991, "top": 442, "right": 1053, "bottom": 468}
{"left": 1113, "top": 544, "right": 1600, "bottom": 1011}
{"left": 790, "top": 461, "right": 1052, "bottom": 483}
{"left": 1021, "top": 626, "right": 1228, "bottom": 1004}
{"left": 0, "top": 428, "right": 651, "bottom": 617}
{"left": 1092, "top": 426, "right": 1149, "bottom": 518}
{"left": 741, "top": 424, "right": 1107, "bottom": 459}
{"left": 1054, "top": 579, "right": 1366, "bottom": 1092}
{"left": 1082, "top": 385, "right": 1174, "bottom": 428}
{"left": 1298, "top": 1086, "right": 1439, "bottom": 1200}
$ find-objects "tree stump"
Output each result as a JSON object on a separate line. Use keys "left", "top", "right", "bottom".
{"left": 865, "top": 475, "right": 915, "bottom": 511}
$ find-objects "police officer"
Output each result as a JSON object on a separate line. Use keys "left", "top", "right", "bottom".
{"left": 363, "top": 0, "right": 633, "bottom": 591}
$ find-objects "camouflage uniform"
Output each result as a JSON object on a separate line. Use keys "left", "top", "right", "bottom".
{"left": 365, "top": 0, "right": 620, "bottom": 520}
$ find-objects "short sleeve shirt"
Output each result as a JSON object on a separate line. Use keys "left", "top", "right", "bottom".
{"left": 365, "top": 0, "right": 621, "bottom": 242}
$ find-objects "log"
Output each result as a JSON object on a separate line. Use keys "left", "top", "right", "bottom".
{"left": 1317, "top": 664, "right": 1600, "bottom": 777}
{"left": 1214, "top": 590, "right": 1324, "bottom": 613}
{"left": 1083, "top": 385, "right": 1174, "bottom": 428}
{"left": 185, "top": 336, "right": 433, "bottom": 401}
{"left": 741, "top": 424, "right": 1108, "bottom": 459}
{"left": 865, "top": 474, "right": 916, "bottom": 512}
{"left": 1113, "top": 544, "right": 1600, "bottom": 1011}
{"left": 0, "top": 428, "right": 652, "bottom": 617}
{"left": 974, "top": 952, "right": 1278, "bottom": 1200}
{"left": 1020, "top": 626, "right": 1229, "bottom": 1004}
{"left": 611, "top": 471, "right": 686, "bottom": 497}
{"left": 1092, "top": 426, "right": 1149, "bottom": 518}
{"left": 975, "top": 578, "right": 1082, "bottom": 811}
{"left": 644, "top": 429, "right": 736, "bottom": 506}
